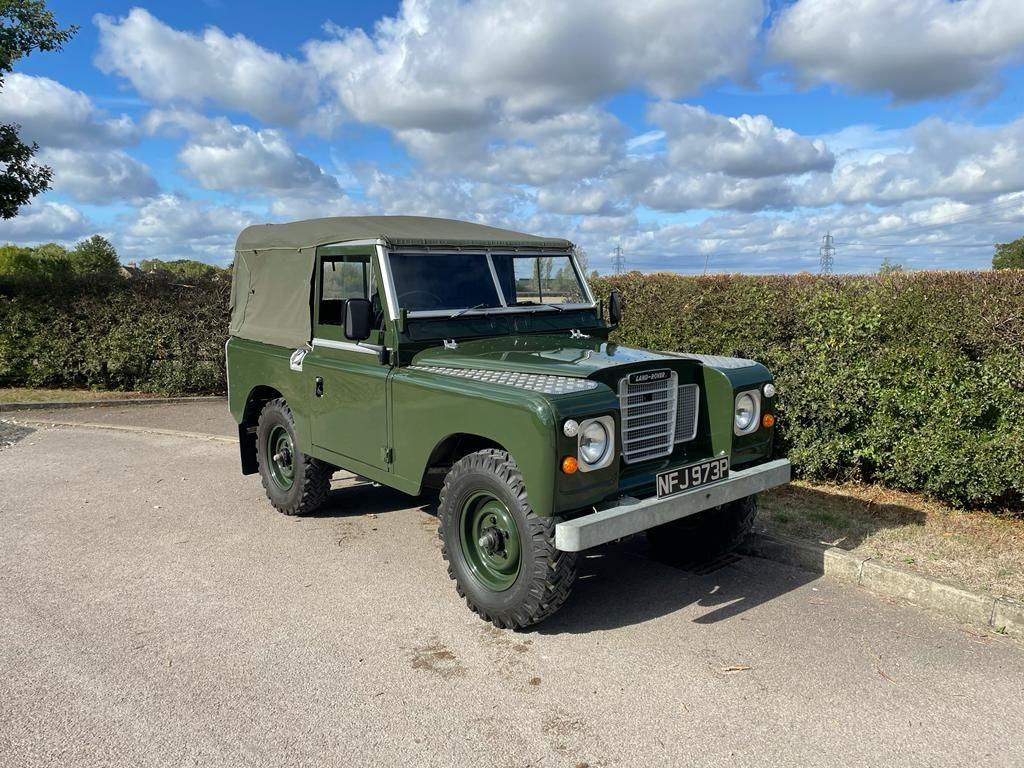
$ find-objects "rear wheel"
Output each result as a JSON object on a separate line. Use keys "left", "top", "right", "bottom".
{"left": 646, "top": 495, "right": 758, "bottom": 563}
{"left": 256, "top": 398, "right": 333, "bottom": 516}
{"left": 438, "top": 449, "right": 577, "bottom": 629}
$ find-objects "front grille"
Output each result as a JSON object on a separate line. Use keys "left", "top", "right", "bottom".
{"left": 674, "top": 383, "right": 700, "bottom": 443}
{"left": 619, "top": 371, "right": 678, "bottom": 463}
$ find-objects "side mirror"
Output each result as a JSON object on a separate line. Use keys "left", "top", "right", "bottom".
{"left": 344, "top": 298, "right": 373, "bottom": 341}
{"left": 608, "top": 289, "right": 623, "bottom": 327}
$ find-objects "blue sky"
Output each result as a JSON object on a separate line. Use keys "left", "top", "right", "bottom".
{"left": 2, "top": 0, "right": 1024, "bottom": 274}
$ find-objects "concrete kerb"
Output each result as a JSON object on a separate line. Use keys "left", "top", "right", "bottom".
{"left": 992, "top": 598, "right": 1024, "bottom": 636}
{"left": 0, "top": 395, "right": 225, "bottom": 413}
{"left": 2, "top": 417, "right": 237, "bottom": 444}
{"left": 739, "top": 531, "right": 1019, "bottom": 638}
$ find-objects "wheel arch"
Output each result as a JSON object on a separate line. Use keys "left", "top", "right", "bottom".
{"left": 421, "top": 432, "right": 507, "bottom": 492}
{"left": 238, "top": 384, "right": 284, "bottom": 475}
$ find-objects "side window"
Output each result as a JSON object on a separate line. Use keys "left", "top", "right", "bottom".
{"left": 318, "top": 255, "right": 369, "bottom": 327}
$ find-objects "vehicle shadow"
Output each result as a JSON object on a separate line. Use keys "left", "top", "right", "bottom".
{"left": 305, "top": 475, "right": 432, "bottom": 519}
{"left": 534, "top": 536, "right": 818, "bottom": 635}
{"left": 308, "top": 478, "right": 820, "bottom": 634}
{"left": 757, "top": 484, "right": 928, "bottom": 550}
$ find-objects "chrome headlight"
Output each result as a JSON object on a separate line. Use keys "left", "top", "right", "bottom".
{"left": 577, "top": 416, "right": 615, "bottom": 471}
{"left": 734, "top": 390, "right": 761, "bottom": 436}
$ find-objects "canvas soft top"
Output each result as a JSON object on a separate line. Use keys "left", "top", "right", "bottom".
{"left": 235, "top": 215, "right": 573, "bottom": 252}
{"left": 229, "top": 216, "right": 573, "bottom": 348}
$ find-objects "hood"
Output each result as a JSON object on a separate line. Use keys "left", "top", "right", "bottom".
{"left": 410, "top": 334, "right": 679, "bottom": 378}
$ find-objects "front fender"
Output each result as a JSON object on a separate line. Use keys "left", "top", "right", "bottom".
{"left": 390, "top": 369, "right": 559, "bottom": 515}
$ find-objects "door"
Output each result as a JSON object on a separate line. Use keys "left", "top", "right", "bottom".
{"left": 304, "top": 244, "right": 391, "bottom": 471}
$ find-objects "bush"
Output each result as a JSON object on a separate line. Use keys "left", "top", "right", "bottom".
{"left": 594, "top": 271, "right": 1024, "bottom": 509}
{"left": 2, "top": 266, "right": 1020, "bottom": 508}
{"left": 0, "top": 273, "right": 229, "bottom": 395}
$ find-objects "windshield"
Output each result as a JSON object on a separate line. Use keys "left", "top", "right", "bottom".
{"left": 388, "top": 252, "right": 591, "bottom": 314}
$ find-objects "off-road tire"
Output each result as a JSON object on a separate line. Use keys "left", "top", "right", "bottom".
{"left": 646, "top": 495, "right": 758, "bottom": 563}
{"left": 438, "top": 449, "right": 577, "bottom": 629}
{"left": 256, "top": 398, "right": 332, "bottom": 516}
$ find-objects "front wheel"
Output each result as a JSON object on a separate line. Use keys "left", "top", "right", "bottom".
{"left": 646, "top": 495, "right": 758, "bottom": 563}
{"left": 438, "top": 449, "right": 577, "bottom": 629}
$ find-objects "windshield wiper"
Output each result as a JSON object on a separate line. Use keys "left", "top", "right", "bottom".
{"left": 514, "top": 301, "right": 564, "bottom": 312}
{"left": 448, "top": 303, "right": 492, "bottom": 319}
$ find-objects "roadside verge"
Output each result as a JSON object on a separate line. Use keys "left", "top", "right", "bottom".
{"left": 739, "top": 531, "right": 1023, "bottom": 639}
{"left": 0, "top": 395, "right": 224, "bottom": 413}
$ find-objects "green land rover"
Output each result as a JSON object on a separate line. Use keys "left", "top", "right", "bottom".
{"left": 227, "top": 216, "right": 790, "bottom": 628}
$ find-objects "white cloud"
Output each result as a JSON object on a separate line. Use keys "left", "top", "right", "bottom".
{"left": 637, "top": 170, "right": 798, "bottom": 213}
{"left": 42, "top": 149, "right": 159, "bottom": 204}
{"left": 144, "top": 109, "right": 339, "bottom": 194}
{"left": 267, "top": 194, "right": 363, "bottom": 222}
{"left": 573, "top": 197, "right": 1013, "bottom": 276}
{"left": 769, "top": 0, "right": 1024, "bottom": 102}
{"left": 306, "top": 0, "right": 765, "bottom": 132}
{"left": 117, "top": 194, "right": 258, "bottom": 264}
{"left": 127, "top": 194, "right": 253, "bottom": 241}
{"left": 536, "top": 181, "right": 628, "bottom": 216}
{"left": 0, "top": 73, "right": 136, "bottom": 148}
{"left": 94, "top": 8, "right": 320, "bottom": 126}
{"left": 799, "top": 116, "right": 1024, "bottom": 206}
{"left": 0, "top": 201, "right": 94, "bottom": 243}
{"left": 649, "top": 102, "right": 835, "bottom": 177}
{"left": 361, "top": 170, "right": 530, "bottom": 221}
{"left": 397, "top": 108, "right": 626, "bottom": 186}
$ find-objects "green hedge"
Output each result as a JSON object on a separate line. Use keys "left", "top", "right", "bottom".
{"left": 2, "top": 270, "right": 1021, "bottom": 508}
{"left": 0, "top": 276, "right": 229, "bottom": 395}
{"left": 593, "top": 271, "right": 1024, "bottom": 508}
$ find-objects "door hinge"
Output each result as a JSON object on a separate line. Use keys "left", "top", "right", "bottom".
{"left": 382, "top": 447, "right": 393, "bottom": 464}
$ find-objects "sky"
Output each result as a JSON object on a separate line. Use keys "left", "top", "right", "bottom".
{"left": 2, "top": 0, "right": 1024, "bottom": 274}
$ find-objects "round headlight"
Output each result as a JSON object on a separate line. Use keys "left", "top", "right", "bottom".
{"left": 735, "top": 393, "right": 757, "bottom": 432}
{"left": 579, "top": 420, "right": 609, "bottom": 465}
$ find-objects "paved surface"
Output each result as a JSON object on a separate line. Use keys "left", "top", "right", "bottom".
{"left": 7, "top": 399, "right": 236, "bottom": 438}
{"left": 2, "top": 408, "right": 1023, "bottom": 767}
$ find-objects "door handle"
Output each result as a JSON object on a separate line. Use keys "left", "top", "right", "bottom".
{"left": 315, "top": 377, "right": 324, "bottom": 397}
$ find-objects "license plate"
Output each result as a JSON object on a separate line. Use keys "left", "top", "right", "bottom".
{"left": 656, "top": 457, "right": 729, "bottom": 499}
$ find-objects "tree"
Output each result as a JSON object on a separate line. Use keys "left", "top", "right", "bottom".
{"left": 993, "top": 237, "right": 1024, "bottom": 269}
{"left": 0, "top": 241, "right": 36, "bottom": 276}
{"left": 0, "top": 241, "right": 71, "bottom": 279}
{"left": 30, "top": 241, "right": 70, "bottom": 279}
{"left": 70, "top": 234, "right": 119, "bottom": 278}
{"left": 139, "top": 258, "right": 227, "bottom": 281}
{"left": 0, "top": 1, "right": 77, "bottom": 218}
{"left": 572, "top": 245, "right": 589, "bottom": 274}
{"left": 878, "top": 257, "right": 904, "bottom": 277}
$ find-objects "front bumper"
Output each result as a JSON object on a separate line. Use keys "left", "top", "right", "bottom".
{"left": 554, "top": 458, "right": 791, "bottom": 552}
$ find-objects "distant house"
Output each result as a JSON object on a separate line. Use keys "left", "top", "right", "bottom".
{"left": 119, "top": 261, "right": 145, "bottom": 279}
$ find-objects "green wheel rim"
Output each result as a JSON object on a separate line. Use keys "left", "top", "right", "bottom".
{"left": 459, "top": 491, "right": 521, "bottom": 592}
{"left": 267, "top": 425, "right": 295, "bottom": 491}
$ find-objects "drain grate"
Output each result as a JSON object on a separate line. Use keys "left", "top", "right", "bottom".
{"left": 648, "top": 550, "right": 743, "bottom": 574}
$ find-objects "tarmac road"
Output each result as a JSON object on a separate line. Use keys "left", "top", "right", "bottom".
{"left": 1, "top": 407, "right": 1022, "bottom": 767}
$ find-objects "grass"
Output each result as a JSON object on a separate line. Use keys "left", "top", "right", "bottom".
{"left": 0, "top": 387, "right": 164, "bottom": 404}
{"left": 759, "top": 481, "right": 1024, "bottom": 601}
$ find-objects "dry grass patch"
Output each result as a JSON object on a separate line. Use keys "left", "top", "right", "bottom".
{"left": 0, "top": 388, "right": 163, "bottom": 404}
{"left": 759, "top": 481, "right": 1024, "bottom": 601}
